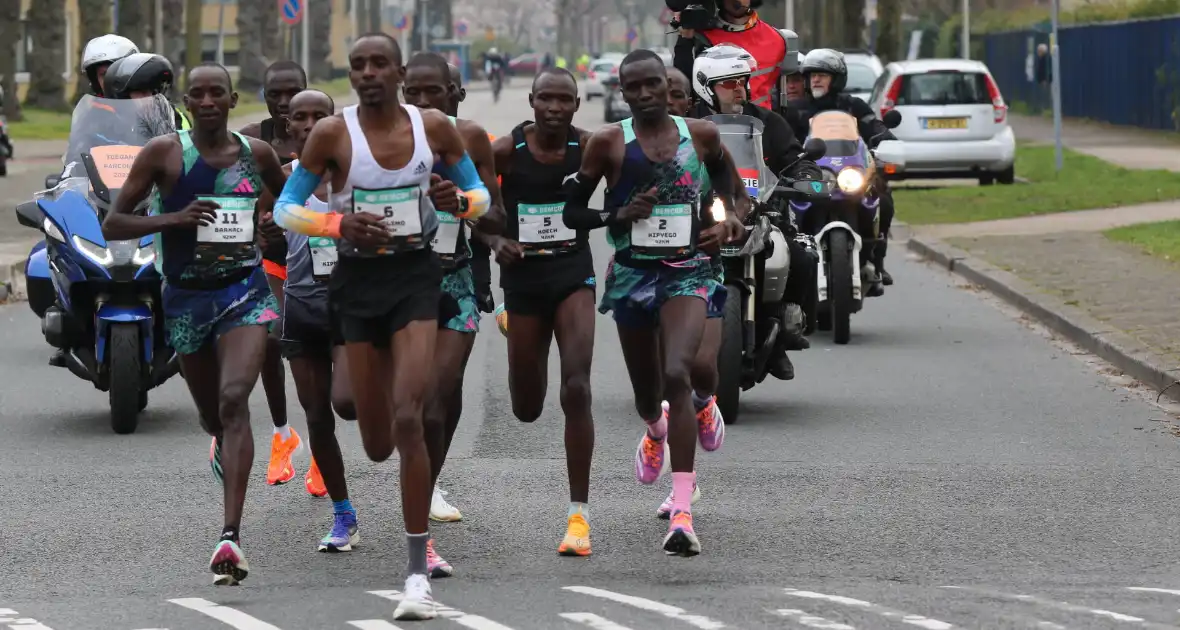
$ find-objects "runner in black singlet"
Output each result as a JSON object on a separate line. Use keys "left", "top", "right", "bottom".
{"left": 487, "top": 67, "right": 597, "bottom": 556}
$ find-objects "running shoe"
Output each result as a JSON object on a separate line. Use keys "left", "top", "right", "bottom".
{"left": 393, "top": 573, "right": 437, "bottom": 620}
{"left": 656, "top": 483, "right": 701, "bottom": 519}
{"left": 635, "top": 407, "right": 669, "bottom": 485}
{"left": 209, "top": 539, "right": 249, "bottom": 585}
{"left": 662, "top": 510, "right": 701, "bottom": 557}
{"left": 318, "top": 511, "right": 359, "bottom": 553}
{"left": 696, "top": 395, "right": 725, "bottom": 451}
{"left": 305, "top": 457, "right": 327, "bottom": 498}
{"left": 209, "top": 437, "right": 223, "bottom": 486}
{"left": 267, "top": 427, "right": 304, "bottom": 485}
{"left": 426, "top": 538, "right": 453, "bottom": 578}
{"left": 557, "top": 512, "right": 592, "bottom": 556}
{"left": 429, "top": 486, "right": 462, "bottom": 522}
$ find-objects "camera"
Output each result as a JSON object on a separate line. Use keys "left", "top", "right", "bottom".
{"left": 666, "top": 0, "right": 718, "bottom": 31}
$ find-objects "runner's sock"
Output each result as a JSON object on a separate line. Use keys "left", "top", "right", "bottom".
{"left": 406, "top": 531, "right": 430, "bottom": 576}
{"left": 671, "top": 472, "right": 696, "bottom": 514}
{"left": 333, "top": 499, "right": 355, "bottom": 515}
{"left": 645, "top": 414, "right": 668, "bottom": 439}
{"left": 274, "top": 425, "right": 292, "bottom": 440}
{"left": 691, "top": 391, "right": 712, "bottom": 412}
{"left": 568, "top": 502, "right": 589, "bottom": 520}
{"left": 220, "top": 525, "right": 239, "bottom": 543}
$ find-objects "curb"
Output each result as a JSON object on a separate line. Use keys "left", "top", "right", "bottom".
{"left": 907, "top": 234, "right": 1180, "bottom": 403}
{"left": 0, "top": 256, "right": 24, "bottom": 303}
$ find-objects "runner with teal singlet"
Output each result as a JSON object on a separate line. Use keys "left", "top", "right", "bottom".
{"left": 101, "top": 62, "right": 290, "bottom": 585}
{"left": 561, "top": 49, "right": 747, "bottom": 556}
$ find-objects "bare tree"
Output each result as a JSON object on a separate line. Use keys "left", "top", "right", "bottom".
{"left": 310, "top": 0, "right": 333, "bottom": 80}
{"left": 0, "top": 0, "right": 22, "bottom": 120}
{"left": 262, "top": 0, "right": 283, "bottom": 62}
{"left": 841, "top": 0, "right": 866, "bottom": 48}
{"left": 117, "top": 0, "right": 149, "bottom": 50}
{"left": 237, "top": 0, "right": 267, "bottom": 93}
{"left": 25, "top": 0, "right": 68, "bottom": 110}
{"left": 876, "top": 0, "right": 904, "bottom": 62}
{"left": 184, "top": 0, "right": 201, "bottom": 89}
{"left": 75, "top": 0, "right": 112, "bottom": 101}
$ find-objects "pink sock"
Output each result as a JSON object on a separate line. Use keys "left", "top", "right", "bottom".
{"left": 646, "top": 414, "right": 668, "bottom": 439}
{"left": 671, "top": 471, "right": 696, "bottom": 514}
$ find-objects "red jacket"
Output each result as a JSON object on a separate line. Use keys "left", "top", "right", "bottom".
{"left": 679, "top": 16, "right": 787, "bottom": 110}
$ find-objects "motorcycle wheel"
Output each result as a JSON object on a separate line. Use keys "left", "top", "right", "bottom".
{"left": 827, "top": 231, "right": 853, "bottom": 345}
{"left": 108, "top": 322, "right": 143, "bottom": 434}
{"left": 715, "top": 282, "right": 744, "bottom": 425}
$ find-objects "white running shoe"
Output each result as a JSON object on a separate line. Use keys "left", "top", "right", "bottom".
{"left": 656, "top": 482, "right": 701, "bottom": 519}
{"left": 393, "top": 574, "right": 437, "bottom": 620}
{"left": 430, "top": 486, "right": 463, "bottom": 522}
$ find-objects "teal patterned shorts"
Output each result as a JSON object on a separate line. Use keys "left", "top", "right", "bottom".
{"left": 599, "top": 254, "right": 717, "bottom": 328}
{"left": 162, "top": 267, "right": 280, "bottom": 355}
{"left": 707, "top": 256, "right": 727, "bottom": 320}
{"left": 440, "top": 265, "right": 480, "bottom": 333}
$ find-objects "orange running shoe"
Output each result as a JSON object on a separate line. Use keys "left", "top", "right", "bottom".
{"left": 266, "top": 427, "right": 303, "bottom": 485}
{"left": 305, "top": 456, "right": 327, "bottom": 497}
{"left": 557, "top": 511, "right": 592, "bottom": 556}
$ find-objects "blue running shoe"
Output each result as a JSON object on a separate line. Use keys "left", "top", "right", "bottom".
{"left": 318, "top": 511, "right": 359, "bottom": 552}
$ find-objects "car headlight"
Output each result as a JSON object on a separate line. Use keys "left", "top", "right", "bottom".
{"left": 836, "top": 168, "right": 865, "bottom": 193}
{"left": 132, "top": 245, "right": 155, "bottom": 266}
{"left": 71, "top": 234, "right": 114, "bottom": 267}
{"left": 42, "top": 217, "right": 65, "bottom": 242}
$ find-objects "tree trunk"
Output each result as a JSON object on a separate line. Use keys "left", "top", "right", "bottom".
{"left": 25, "top": 0, "right": 68, "bottom": 110}
{"left": 0, "top": 0, "right": 22, "bottom": 120}
{"left": 76, "top": 0, "right": 112, "bottom": 101}
{"left": 368, "top": 0, "right": 381, "bottom": 38}
{"left": 310, "top": 0, "right": 332, "bottom": 81}
{"left": 875, "top": 0, "right": 903, "bottom": 63}
{"left": 236, "top": 0, "right": 267, "bottom": 94}
{"left": 821, "top": 0, "right": 841, "bottom": 46}
{"left": 841, "top": 0, "right": 865, "bottom": 48}
{"left": 184, "top": 0, "right": 201, "bottom": 89}
{"left": 116, "top": 0, "right": 148, "bottom": 51}
{"left": 262, "top": 0, "right": 282, "bottom": 62}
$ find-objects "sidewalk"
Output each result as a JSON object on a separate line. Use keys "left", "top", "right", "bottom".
{"left": 1010, "top": 113, "right": 1180, "bottom": 172}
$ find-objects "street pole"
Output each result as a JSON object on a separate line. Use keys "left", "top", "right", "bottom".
{"left": 785, "top": 0, "right": 794, "bottom": 30}
{"left": 301, "top": 0, "right": 310, "bottom": 72}
{"left": 352, "top": 0, "right": 360, "bottom": 42}
{"left": 216, "top": 0, "right": 226, "bottom": 66}
{"left": 1050, "top": 0, "right": 1064, "bottom": 171}
{"left": 420, "top": 0, "right": 429, "bottom": 53}
{"left": 960, "top": 0, "right": 969, "bottom": 58}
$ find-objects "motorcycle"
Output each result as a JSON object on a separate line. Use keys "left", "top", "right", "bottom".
{"left": 789, "top": 109, "right": 905, "bottom": 345}
{"left": 706, "top": 113, "right": 831, "bottom": 424}
{"left": 0, "top": 86, "right": 10, "bottom": 177}
{"left": 16, "top": 94, "right": 181, "bottom": 434}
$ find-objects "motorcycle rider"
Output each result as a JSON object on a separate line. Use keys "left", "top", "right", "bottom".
{"left": 484, "top": 48, "right": 506, "bottom": 83}
{"left": 82, "top": 34, "right": 140, "bottom": 98}
{"left": 780, "top": 51, "right": 806, "bottom": 101}
{"left": 786, "top": 48, "right": 897, "bottom": 288}
{"left": 691, "top": 44, "right": 819, "bottom": 379}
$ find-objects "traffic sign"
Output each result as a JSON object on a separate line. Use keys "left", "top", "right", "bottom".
{"left": 626, "top": 27, "right": 637, "bottom": 42}
{"left": 395, "top": 14, "right": 408, "bottom": 30}
{"left": 455, "top": 20, "right": 468, "bottom": 37}
{"left": 279, "top": 0, "right": 302, "bottom": 25}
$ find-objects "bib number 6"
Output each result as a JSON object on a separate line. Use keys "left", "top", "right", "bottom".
{"left": 383, "top": 206, "right": 394, "bottom": 219}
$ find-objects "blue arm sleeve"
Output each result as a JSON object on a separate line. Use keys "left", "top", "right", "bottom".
{"left": 274, "top": 165, "right": 339, "bottom": 236}
{"left": 439, "top": 153, "right": 490, "bottom": 220}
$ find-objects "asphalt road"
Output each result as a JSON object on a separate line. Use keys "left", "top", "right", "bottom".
{"left": 3, "top": 85, "right": 1180, "bottom": 630}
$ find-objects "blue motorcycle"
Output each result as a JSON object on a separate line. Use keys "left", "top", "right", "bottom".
{"left": 16, "top": 94, "right": 180, "bottom": 434}
{"left": 789, "top": 109, "right": 905, "bottom": 345}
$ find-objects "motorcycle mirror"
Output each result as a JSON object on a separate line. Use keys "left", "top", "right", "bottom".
{"left": 44, "top": 174, "right": 60, "bottom": 189}
{"left": 883, "top": 109, "right": 902, "bottom": 129}
{"left": 15, "top": 200, "right": 42, "bottom": 229}
{"left": 874, "top": 140, "right": 907, "bottom": 169}
{"left": 802, "top": 137, "right": 827, "bottom": 160}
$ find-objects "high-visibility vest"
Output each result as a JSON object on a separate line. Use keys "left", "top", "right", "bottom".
{"left": 696, "top": 20, "right": 787, "bottom": 109}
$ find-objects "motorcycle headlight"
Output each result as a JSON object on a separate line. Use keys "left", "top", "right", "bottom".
{"left": 42, "top": 217, "right": 65, "bottom": 242}
{"left": 132, "top": 245, "right": 155, "bottom": 266}
{"left": 837, "top": 168, "right": 866, "bottom": 193}
{"left": 709, "top": 197, "right": 726, "bottom": 222}
{"left": 72, "top": 234, "right": 114, "bottom": 267}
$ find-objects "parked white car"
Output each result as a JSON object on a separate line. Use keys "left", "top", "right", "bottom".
{"left": 839, "top": 50, "right": 884, "bottom": 102}
{"left": 867, "top": 58, "right": 1016, "bottom": 185}
{"left": 585, "top": 58, "right": 620, "bottom": 100}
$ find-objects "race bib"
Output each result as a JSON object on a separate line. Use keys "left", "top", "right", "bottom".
{"left": 431, "top": 211, "right": 464, "bottom": 256}
{"left": 308, "top": 237, "right": 337, "bottom": 279}
{"left": 196, "top": 196, "right": 255, "bottom": 244}
{"left": 631, "top": 204, "right": 693, "bottom": 254}
{"left": 352, "top": 186, "right": 424, "bottom": 252}
{"left": 518, "top": 202, "right": 576, "bottom": 249}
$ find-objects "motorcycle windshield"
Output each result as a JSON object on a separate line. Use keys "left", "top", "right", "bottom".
{"left": 704, "top": 114, "right": 778, "bottom": 203}
{"left": 807, "top": 110, "right": 861, "bottom": 158}
{"left": 62, "top": 94, "right": 176, "bottom": 204}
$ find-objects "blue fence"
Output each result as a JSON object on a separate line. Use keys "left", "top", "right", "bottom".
{"left": 981, "top": 16, "right": 1180, "bottom": 131}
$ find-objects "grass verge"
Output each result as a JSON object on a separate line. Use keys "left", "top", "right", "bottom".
{"left": 894, "top": 144, "right": 1180, "bottom": 225}
{"left": 4, "top": 77, "right": 355, "bottom": 141}
{"left": 1105, "top": 220, "right": 1180, "bottom": 266}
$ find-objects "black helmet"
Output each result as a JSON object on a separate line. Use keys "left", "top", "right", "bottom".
{"left": 800, "top": 48, "right": 847, "bottom": 94}
{"left": 105, "top": 53, "right": 174, "bottom": 99}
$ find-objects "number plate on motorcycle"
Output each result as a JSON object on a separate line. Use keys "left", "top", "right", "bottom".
{"left": 922, "top": 117, "right": 967, "bottom": 129}
{"left": 720, "top": 245, "right": 742, "bottom": 257}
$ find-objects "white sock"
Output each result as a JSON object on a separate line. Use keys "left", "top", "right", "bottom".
{"left": 274, "top": 425, "right": 291, "bottom": 439}
{"left": 568, "top": 502, "right": 588, "bottom": 520}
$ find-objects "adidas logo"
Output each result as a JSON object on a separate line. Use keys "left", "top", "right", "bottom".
{"left": 674, "top": 172, "right": 694, "bottom": 187}
{"left": 413, "top": 161, "right": 428, "bottom": 175}
{"left": 233, "top": 179, "right": 255, "bottom": 194}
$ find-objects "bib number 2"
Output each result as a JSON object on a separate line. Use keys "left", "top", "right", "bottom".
{"left": 630, "top": 203, "right": 693, "bottom": 258}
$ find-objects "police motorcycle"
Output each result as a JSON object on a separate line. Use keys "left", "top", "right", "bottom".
{"left": 707, "top": 113, "right": 830, "bottom": 424}
{"left": 16, "top": 94, "right": 181, "bottom": 434}
{"left": 789, "top": 109, "right": 904, "bottom": 345}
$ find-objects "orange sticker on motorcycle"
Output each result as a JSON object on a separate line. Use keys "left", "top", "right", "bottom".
{"left": 809, "top": 111, "right": 859, "bottom": 140}
{"left": 89, "top": 145, "right": 141, "bottom": 189}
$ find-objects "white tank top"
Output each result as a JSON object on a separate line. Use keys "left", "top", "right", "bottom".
{"left": 330, "top": 104, "right": 438, "bottom": 257}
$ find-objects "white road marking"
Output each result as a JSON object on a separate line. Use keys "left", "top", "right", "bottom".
{"left": 0, "top": 612, "right": 16, "bottom": 617}
{"left": 774, "top": 608, "right": 857, "bottom": 629}
{"left": 941, "top": 587, "right": 1180, "bottom": 629}
{"left": 0, "top": 608, "right": 54, "bottom": 630}
{"left": 167, "top": 598, "right": 283, "bottom": 630}
{"left": 1128, "top": 588, "right": 1180, "bottom": 597}
{"left": 562, "top": 586, "right": 726, "bottom": 630}
{"left": 560, "top": 612, "right": 636, "bottom": 630}
{"left": 368, "top": 590, "right": 515, "bottom": 630}
{"left": 1035, "top": 623, "right": 1067, "bottom": 630}
{"left": 782, "top": 589, "right": 955, "bottom": 630}
{"left": 348, "top": 622, "right": 405, "bottom": 630}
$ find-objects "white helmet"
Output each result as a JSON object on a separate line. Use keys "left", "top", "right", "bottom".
{"left": 488, "top": 47, "right": 499, "bottom": 55}
{"left": 692, "top": 44, "right": 757, "bottom": 110}
{"left": 81, "top": 34, "right": 139, "bottom": 95}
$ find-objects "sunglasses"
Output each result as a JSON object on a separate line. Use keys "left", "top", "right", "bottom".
{"left": 712, "top": 79, "right": 747, "bottom": 90}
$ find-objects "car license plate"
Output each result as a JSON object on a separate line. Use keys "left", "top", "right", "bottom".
{"left": 923, "top": 117, "right": 967, "bottom": 130}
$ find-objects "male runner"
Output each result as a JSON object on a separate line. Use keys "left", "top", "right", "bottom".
{"left": 486, "top": 67, "right": 597, "bottom": 556}
{"left": 273, "top": 33, "right": 491, "bottom": 620}
{"left": 101, "top": 62, "right": 289, "bottom": 584}
{"left": 401, "top": 51, "right": 506, "bottom": 573}
{"left": 240, "top": 60, "right": 309, "bottom": 486}
{"left": 446, "top": 62, "right": 496, "bottom": 316}
{"left": 259, "top": 89, "right": 363, "bottom": 552}
{"left": 562, "top": 49, "right": 746, "bottom": 556}
{"left": 667, "top": 68, "right": 693, "bottom": 116}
